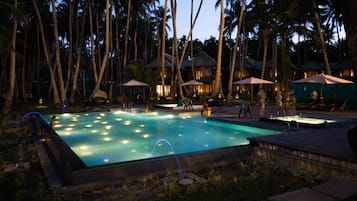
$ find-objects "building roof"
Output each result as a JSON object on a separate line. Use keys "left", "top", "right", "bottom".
{"left": 181, "top": 51, "right": 217, "bottom": 70}
{"left": 146, "top": 53, "right": 174, "bottom": 68}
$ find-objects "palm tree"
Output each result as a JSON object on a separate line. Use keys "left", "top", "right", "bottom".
{"left": 32, "top": 0, "right": 61, "bottom": 106}
{"left": 51, "top": 0, "right": 67, "bottom": 105}
{"left": 2, "top": 0, "right": 18, "bottom": 114}
{"left": 312, "top": 0, "right": 331, "bottom": 75}
{"left": 227, "top": 0, "right": 246, "bottom": 100}
{"left": 329, "top": 0, "right": 357, "bottom": 76}
{"left": 89, "top": 0, "right": 111, "bottom": 100}
{"left": 69, "top": 1, "right": 88, "bottom": 104}
{"left": 212, "top": 0, "right": 225, "bottom": 97}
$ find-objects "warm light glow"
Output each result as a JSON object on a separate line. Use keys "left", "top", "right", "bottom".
{"left": 80, "top": 145, "right": 88, "bottom": 150}
{"left": 102, "top": 132, "right": 108, "bottom": 135}
{"left": 91, "top": 130, "right": 98, "bottom": 133}
{"left": 103, "top": 137, "right": 111, "bottom": 141}
{"left": 116, "top": 118, "right": 122, "bottom": 121}
{"left": 140, "top": 124, "right": 145, "bottom": 127}
{"left": 121, "top": 140, "right": 129, "bottom": 144}
{"left": 134, "top": 129, "right": 141, "bottom": 133}
{"left": 142, "top": 134, "right": 150, "bottom": 138}
{"left": 124, "top": 121, "right": 131, "bottom": 125}
{"left": 105, "top": 125, "right": 112, "bottom": 129}
{"left": 85, "top": 124, "right": 93, "bottom": 128}
{"left": 100, "top": 113, "right": 105, "bottom": 116}
{"left": 65, "top": 127, "right": 73, "bottom": 131}
{"left": 101, "top": 121, "right": 108, "bottom": 124}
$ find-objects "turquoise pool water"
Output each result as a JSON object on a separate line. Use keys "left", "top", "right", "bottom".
{"left": 46, "top": 110, "right": 280, "bottom": 167}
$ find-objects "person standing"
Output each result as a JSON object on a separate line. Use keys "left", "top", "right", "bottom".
{"left": 257, "top": 88, "right": 266, "bottom": 118}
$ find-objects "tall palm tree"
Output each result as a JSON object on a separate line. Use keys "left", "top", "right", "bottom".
{"left": 51, "top": 0, "right": 67, "bottom": 105}
{"left": 90, "top": 0, "right": 111, "bottom": 100}
{"left": 312, "top": 0, "right": 331, "bottom": 75}
{"left": 160, "top": 0, "right": 168, "bottom": 97}
{"left": 212, "top": 0, "right": 225, "bottom": 97}
{"left": 329, "top": 0, "right": 357, "bottom": 76}
{"left": 32, "top": 0, "right": 61, "bottom": 106}
{"left": 2, "top": 0, "right": 18, "bottom": 114}
{"left": 123, "top": 0, "right": 132, "bottom": 78}
{"left": 70, "top": 1, "right": 88, "bottom": 103}
{"left": 227, "top": 0, "right": 245, "bottom": 100}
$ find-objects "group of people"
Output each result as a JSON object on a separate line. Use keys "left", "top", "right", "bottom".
{"left": 256, "top": 88, "right": 297, "bottom": 118}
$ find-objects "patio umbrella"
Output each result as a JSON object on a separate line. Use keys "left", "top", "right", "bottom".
{"left": 232, "top": 76, "right": 274, "bottom": 85}
{"left": 233, "top": 77, "right": 274, "bottom": 102}
{"left": 182, "top": 80, "right": 204, "bottom": 97}
{"left": 121, "top": 79, "right": 150, "bottom": 87}
{"left": 292, "top": 73, "right": 354, "bottom": 97}
{"left": 122, "top": 79, "right": 150, "bottom": 99}
{"left": 182, "top": 80, "right": 204, "bottom": 86}
{"left": 292, "top": 73, "right": 353, "bottom": 85}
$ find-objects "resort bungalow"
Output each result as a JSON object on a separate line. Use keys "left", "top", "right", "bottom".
{"left": 146, "top": 53, "right": 175, "bottom": 97}
{"left": 181, "top": 51, "right": 217, "bottom": 97}
{"left": 301, "top": 60, "right": 355, "bottom": 79}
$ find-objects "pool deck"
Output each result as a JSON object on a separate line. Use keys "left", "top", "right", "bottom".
{"left": 207, "top": 104, "right": 357, "bottom": 201}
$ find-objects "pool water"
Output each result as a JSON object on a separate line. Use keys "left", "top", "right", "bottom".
{"left": 47, "top": 110, "right": 280, "bottom": 167}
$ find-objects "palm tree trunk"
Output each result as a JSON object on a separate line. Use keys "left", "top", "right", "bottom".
{"left": 190, "top": 0, "right": 195, "bottom": 80}
{"left": 260, "top": 30, "right": 269, "bottom": 80}
{"left": 51, "top": 0, "right": 67, "bottom": 105}
{"left": 174, "top": 0, "right": 203, "bottom": 98}
{"left": 88, "top": 0, "right": 98, "bottom": 82}
{"left": 312, "top": 0, "right": 331, "bottom": 75}
{"left": 90, "top": 0, "right": 110, "bottom": 100}
{"left": 70, "top": 2, "right": 88, "bottom": 103}
{"left": 228, "top": 0, "right": 245, "bottom": 99}
{"left": 161, "top": 0, "right": 169, "bottom": 97}
{"left": 3, "top": 0, "right": 17, "bottom": 114}
{"left": 123, "top": 0, "right": 132, "bottom": 77}
{"left": 213, "top": 0, "right": 225, "bottom": 97}
{"left": 171, "top": 0, "right": 184, "bottom": 99}
{"left": 32, "top": 0, "right": 61, "bottom": 105}
{"left": 65, "top": 0, "right": 74, "bottom": 93}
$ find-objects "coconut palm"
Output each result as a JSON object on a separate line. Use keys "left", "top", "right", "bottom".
{"left": 329, "top": 0, "right": 357, "bottom": 76}
{"left": 2, "top": 0, "right": 18, "bottom": 114}
{"left": 226, "top": 0, "right": 246, "bottom": 100}
{"left": 89, "top": 0, "right": 111, "bottom": 100}
{"left": 32, "top": 0, "right": 61, "bottom": 106}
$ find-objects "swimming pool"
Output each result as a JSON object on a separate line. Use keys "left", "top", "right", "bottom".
{"left": 46, "top": 110, "right": 280, "bottom": 167}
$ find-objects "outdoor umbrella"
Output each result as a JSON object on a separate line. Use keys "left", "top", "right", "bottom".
{"left": 121, "top": 79, "right": 150, "bottom": 87}
{"left": 233, "top": 77, "right": 274, "bottom": 102}
{"left": 182, "top": 80, "right": 204, "bottom": 97}
{"left": 292, "top": 73, "right": 353, "bottom": 97}
{"left": 233, "top": 76, "right": 275, "bottom": 85}
{"left": 182, "top": 80, "right": 204, "bottom": 86}
{"left": 292, "top": 73, "right": 353, "bottom": 85}
{"left": 121, "top": 79, "right": 150, "bottom": 98}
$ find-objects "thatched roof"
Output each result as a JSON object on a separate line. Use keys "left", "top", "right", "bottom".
{"left": 181, "top": 51, "right": 216, "bottom": 70}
